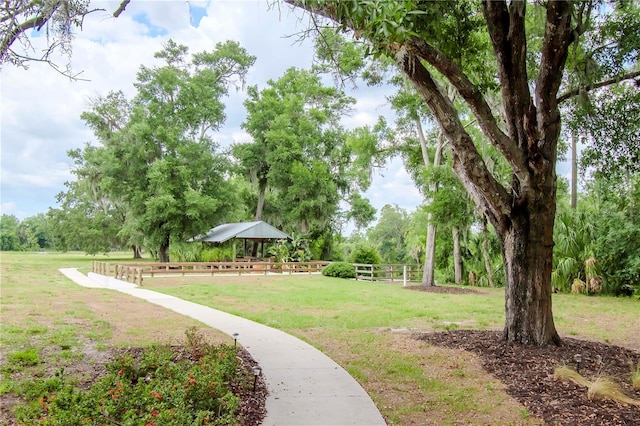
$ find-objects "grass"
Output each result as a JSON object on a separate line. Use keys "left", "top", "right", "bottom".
{"left": 149, "top": 274, "right": 638, "bottom": 345}
{"left": 588, "top": 378, "right": 640, "bottom": 406}
{"left": 0, "top": 252, "right": 233, "bottom": 424}
{"left": 151, "top": 275, "right": 505, "bottom": 331}
{"left": 632, "top": 362, "right": 640, "bottom": 390}
{"left": 2, "top": 251, "right": 638, "bottom": 425}
{"left": 555, "top": 367, "right": 640, "bottom": 407}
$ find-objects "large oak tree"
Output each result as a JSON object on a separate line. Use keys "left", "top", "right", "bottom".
{"left": 286, "top": 0, "right": 640, "bottom": 345}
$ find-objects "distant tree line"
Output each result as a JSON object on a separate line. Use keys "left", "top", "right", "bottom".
{"left": 0, "top": 213, "right": 53, "bottom": 251}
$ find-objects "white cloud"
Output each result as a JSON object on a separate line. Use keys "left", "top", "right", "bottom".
{"left": 364, "top": 157, "right": 422, "bottom": 214}
{"left": 231, "top": 129, "right": 252, "bottom": 144}
{"left": 1, "top": 202, "right": 18, "bottom": 216}
{"left": 2, "top": 167, "right": 71, "bottom": 189}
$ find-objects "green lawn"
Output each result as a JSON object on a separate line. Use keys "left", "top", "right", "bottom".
{"left": 2, "top": 252, "right": 637, "bottom": 425}
{"left": 148, "top": 274, "right": 638, "bottom": 346}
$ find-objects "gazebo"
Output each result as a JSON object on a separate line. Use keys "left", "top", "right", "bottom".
{"left": 189, "top": 221, "right": 291, "bottom": 260}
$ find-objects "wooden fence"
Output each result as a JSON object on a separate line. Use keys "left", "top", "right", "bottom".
{"left": 92, "top": 261, "right": 422, "bottom": 286}
{"left": 92, "top": 260, "right": 331, "bottom": 285}
{"left": 353, "top": 263, "right": 423, "bottom": 283}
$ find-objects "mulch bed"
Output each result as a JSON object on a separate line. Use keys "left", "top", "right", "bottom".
{"left": 418, "top": 330, "right": 640, "bottom": 425}
{"left": 234, "top": 347, "right": 268, "bottom": 426}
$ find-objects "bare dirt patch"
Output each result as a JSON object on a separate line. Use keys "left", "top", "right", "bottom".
{"left": 82, "top": 291, "right": 231, "bottom": 346}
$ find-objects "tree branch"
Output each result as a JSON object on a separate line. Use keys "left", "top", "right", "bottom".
{"left": 1, "top": 9, "right": 53, "bottom": 61}
{"left": 557, "top": 69, "right": 640, "bottom": 103}
{"left": 531, "top": 0, "right": 573, "bottom": 177}
{"left": 406, "top": 36, "right": 528, "bottom": 182}
{"left": 536, "top": 1, "right": 574, "bottom": 111}
{"left": 113, "top": 0, "right": 130, "bottom": 18}
{"left": 0, "top": 1, "right": 36, "bottom": 24}
{"left": 482, "top": 0, "right": 536, "bottom": 152}
{"left": 397, "top": 48, "right": 512, "bottom": 232}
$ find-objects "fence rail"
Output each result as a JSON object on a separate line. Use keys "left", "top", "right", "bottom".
{"left": 92, "top": 260, "right": 331, "bottom": 285}
{"left": 92, "top": 261, "right": 422, "bottom": 286}
{"left": 353, "top": 263, "right": 423, "bottom": 283}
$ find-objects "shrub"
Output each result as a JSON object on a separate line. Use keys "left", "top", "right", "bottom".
{"left": 169, "top": 242, "right": 201, "bottom": 262}
{"left": 12, "top": 335, "right": 248, "bottom": 425}
{"left": 200, "top": 247, "right": 233, "bottom": 262}
{"left": 350, "top": 247, "right": 381, "bottom": 265}
{"left": 322, "top": 262, "right": 356, "bottom": 279}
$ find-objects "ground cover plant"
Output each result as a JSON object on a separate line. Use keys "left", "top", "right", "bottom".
{"left": 9, "top": 340, "right": 259, "bottom": 425}
{"left": 0, "top": 253, "right": 265, "bottom": 425}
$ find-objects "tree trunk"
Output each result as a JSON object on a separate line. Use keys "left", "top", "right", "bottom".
{"left": 132, "top": 245, "right": 142, "bottom": 259}
{"left": 421, "top": 223, "right": 437, "bottom": 286}
{"left": 452, "top": 226, "right": 462, "bottom": 284}
{"left": 571, "top": 131, "right": 578, "bottom": 209}
{"left": 420, "top": 131, "right": 445, "bottom": 287}
{"left": 251, "top": 241, "right": 260, "bottom": 258}
{"left": 158, "top": 236, "right": 170, "bottom": 263}
{"left": 480, "top": 218, "right": 495, "bottom": 287}
{"left": 502, "top": 204, "right": 561, "bottom": 345}
{"left": 255, "top": 178, "right": 267, "bottom": 221}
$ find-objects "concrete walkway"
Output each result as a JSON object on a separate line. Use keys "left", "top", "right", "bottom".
{"left": 59, "top": 268, "right": 386, "bottom": 426}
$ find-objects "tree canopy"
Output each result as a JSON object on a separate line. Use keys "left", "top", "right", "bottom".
{"left": 286, "top": 0, "right": 640, "bottom": 345}
{"left": 233, "top": 67, "right": 376, "bottom": 256}
{"left": 53, "top": 40, "right": 255, "bottom": 261}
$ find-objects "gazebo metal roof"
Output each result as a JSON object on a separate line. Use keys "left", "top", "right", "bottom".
{"left": 190, "top": 221, "right": 290, "bottom": 243}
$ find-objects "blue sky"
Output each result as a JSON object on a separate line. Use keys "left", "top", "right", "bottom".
{"left": 1, "top": 1, "right": 421, "bottom": 228}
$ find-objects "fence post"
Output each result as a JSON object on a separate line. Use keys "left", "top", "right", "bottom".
{"left": 403, "top": 265, "right": 407, "bottom": 287}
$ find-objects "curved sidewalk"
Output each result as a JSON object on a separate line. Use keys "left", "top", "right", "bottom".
{"left": 59, "top": 268, "right": 386, "bottom": 426}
